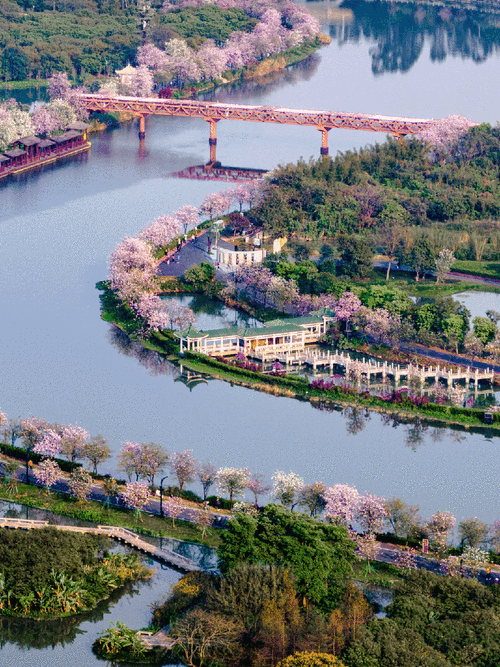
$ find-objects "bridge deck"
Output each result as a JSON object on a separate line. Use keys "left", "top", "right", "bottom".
{"left": 79, "top": 93, "right": 440, "bottom": 135}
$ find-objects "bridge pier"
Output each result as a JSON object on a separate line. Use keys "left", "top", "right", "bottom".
{"left": 207, "top": 118, "right": 219, "bottom": 163}
{"left": 138, "top": 115, "right": 146, "bottom": 139}
{"left": 318, "top": 126, "right": 331, "bottom": 156}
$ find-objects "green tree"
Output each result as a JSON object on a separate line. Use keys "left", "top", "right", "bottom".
{"left": 338, "top": 236, "right": 372, "bottom": 279}
{"left": 183, "top": 262, "right": 215, "bottom": 288}
{"left": 473, "top": 316, "right": 497, "bottom": 345}
{"left": 2, "top": 48, "right": 28, "bottom": 81}
{"left": 218, "top": 505, "right": 356, "bottom": 611}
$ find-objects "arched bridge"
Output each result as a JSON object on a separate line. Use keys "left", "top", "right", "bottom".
{"left": 80, "top": 93, "right": 438, "bottom": 160}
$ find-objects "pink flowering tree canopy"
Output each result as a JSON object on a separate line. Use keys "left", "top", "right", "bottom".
{"left": 170, "top": 450, "right": 197, "bottom": 491}
{"left": 324, "top": 484, "right": 360, "bottom": 527}
{"left": 33, "top": 459, "right": 61, "bottom": 494}
{"left": 418, "top": 115, "right": 477, "bottom": 162}
{"left": 68, "top": 468, "right": 93, "bottom": 504}
{"left": 33, "top": 430, "right": 62, "bottom": 458}
{"left": 121, "top": 480, "right": 150, "bottom": 519}
{"left": 356, "top": 492, "right": 388, "bottom": 535}
{"left": 335, "top": 292, "right": 362, "bottom": 321}
{"left": 174, "top": 205, "right": 200, "bottom": 234}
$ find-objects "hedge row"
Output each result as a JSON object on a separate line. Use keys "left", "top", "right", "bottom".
{"left": 0, "top": 443, "right": 81, "bottom": 473}
{"left": 183, "top": 351, "right": 309, "bottom": 390}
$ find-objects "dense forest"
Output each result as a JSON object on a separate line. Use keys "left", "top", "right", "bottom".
{"left": 0, "top": 0, "right": 143, "bottom": 79}
{"left": 0, "top": 0, "right": 321, "bottom": 81}
{"left": 250, "top": 124, "right": 500, "bottom": 264}
{"left": 145, "top": 506, "right": 500, "bottom": 667}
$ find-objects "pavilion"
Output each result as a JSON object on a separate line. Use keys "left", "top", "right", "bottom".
{"left": 176, "top": 308, "right": 336, "bottom": 358}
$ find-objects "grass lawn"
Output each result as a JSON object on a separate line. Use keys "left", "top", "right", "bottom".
{"left": 452, "top": 260, "right": 500, "bottom": 280}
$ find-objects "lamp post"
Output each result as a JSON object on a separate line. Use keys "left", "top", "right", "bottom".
{"left": 159, "top": 474, "right": 169, "bottom": 517}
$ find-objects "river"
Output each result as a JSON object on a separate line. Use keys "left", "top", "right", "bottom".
{"left": 1, "top": 0, "right": 500, "bottom": 660}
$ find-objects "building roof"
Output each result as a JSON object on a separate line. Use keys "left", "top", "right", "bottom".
{"left": 17, "top": 135, "right": 41, "bottom": 147}
{"left": 67, "top": 121, "right": 90, "bottom": 131}
{"left": 4, "top": 148, "right": 26, "bottom": 158}
{"left": 116, "top": 64, "right": 136, "bottom": 75}
{"left": 38, "top": 139, "right": 56, "bottom": 148}
{"left": 50, "top": 130, "right": 81, "bottom": 143}
{"left": 0, "top": 154, "right": 10, "bottom": 163}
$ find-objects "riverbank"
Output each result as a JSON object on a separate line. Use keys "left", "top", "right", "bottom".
{"left": 175, "top": 351, "right": 500, "bottom": 433}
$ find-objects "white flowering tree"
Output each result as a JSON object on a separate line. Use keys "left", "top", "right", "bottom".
{"left": 215, "top": 467, "right": 250, "bottom": 507}
{"left": 435, "top": 249, "right": 456, "bottom": 284}
{"left": 271, "top": 470, "right": 304, "bottom": 509}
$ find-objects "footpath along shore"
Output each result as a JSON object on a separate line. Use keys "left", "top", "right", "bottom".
{"left": 1, "top": 458, "right": 499, "bottom": 586}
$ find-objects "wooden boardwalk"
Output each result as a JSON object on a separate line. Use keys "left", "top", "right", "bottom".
{"left": 0, "top": 518, "right": 201, "bottom": 572}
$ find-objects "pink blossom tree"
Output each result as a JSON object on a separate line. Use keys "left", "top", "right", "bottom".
{"left": 138, "top": 214, "right": 181, "bottom": 248}
{"left": 137, "top": 43, "right": 168, "bottom": 71}
{"left": 197, "top": 462, "right": 217, "bottom": 500}
{"left": 48, "top": 71, "right": 71, "bottom": 100}
{"left": 32, "top": 105, "right": 61, "bottom": 136}
{"left": 121, "top": 480, "right": 151, "bottom": 521}
{"left": 59, "top": 424, "right": 89, "bottom": 463}
{"left": 118, "top": 441, "right": 168, "bottom": 487}
{"left": 170, "top": 450, "right": 197, "bottom": 491}
{"left": 426, "top": 510, "right": 456, "bottom": 552}
{"left": 394, "top": 547, "right": 417, "bottom": 574}
{"left": 33, "top": 430, "right": 62, "bottom": 458}
{"left": 357, "top": 492, "right": 388, "bottom": 535}
{"left": 130, "top": 65, "right": 154, "bottom": 97}
{"left": 418, "top": 115, "right": 476, "bottom": 162}
{"left": 200, "top": 192, "right": 232, "bottom": 220}
{"left": 335, "top": 291, "right": 362, "bottom": 321}
{"left": 163, "top": 299, "right": 196, "bottom": 330}
{"left": 164, "top": 496, "right": 185, "bottom": 528}
{"left": 68, "top": 468, "right": 93, "bottom": 504}
{"left": 174, "top": 205, "right": 200, "bottom": 235}
{"left": 197, "top": 40, "right": 229, "bottom": 81}
{"left": 33, "top": 459, "right": 61, "bottom": 495}
{"left": 247, "top": 473, "right": 270, "bottom": 506}
{"left": 190, "top": 501, "right": 213, "bottom": 538}
{"left": 324, "top": 484, "right": 360, "bottom": 527}
{"left": 108, "top": 236, "right": 158, "bottom": 302}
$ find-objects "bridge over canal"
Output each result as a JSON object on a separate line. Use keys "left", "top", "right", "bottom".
{"left": 79, "top": 93, "right": 443, "bottom": 161}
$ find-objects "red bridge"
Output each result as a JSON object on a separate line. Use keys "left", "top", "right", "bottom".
{"left": 80, "top": 93, "right": 438, "bottom": 160}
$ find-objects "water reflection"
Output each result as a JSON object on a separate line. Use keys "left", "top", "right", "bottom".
{"left": 107, "top": 326, "right": 180, "bottom": 378}
{"left": 0, "top": 580, "right": 147, "bottom": 651}
{"left": 404, "top": 418, "right": 428, "bottom": 451}
{"left": 343, "top": 406, "right": 371, "bottom": 435}
{"left": 325, "top": 0, "right": 500, "bottom": 75}
{"left": 169, "top": 163, "right": 268, "bottom": 183}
